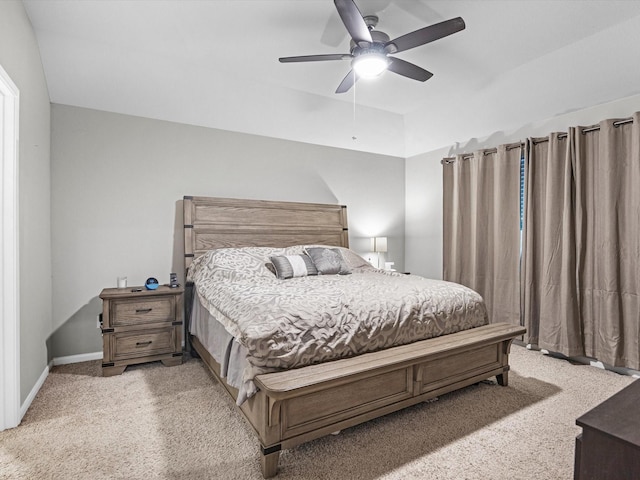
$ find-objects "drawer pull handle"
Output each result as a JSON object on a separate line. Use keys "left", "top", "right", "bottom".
{"left": 135, "top": 341, "right": 153, "bottom": 347}
{"left": 135, "top": 308, "right": 153, "bottom": 314}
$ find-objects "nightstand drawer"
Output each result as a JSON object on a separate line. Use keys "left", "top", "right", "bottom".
{"left": 111, "top": 296, "right": 174, "bottom": 327}
{"left": 111, "top": 328, "right": 176, "bottom": 360}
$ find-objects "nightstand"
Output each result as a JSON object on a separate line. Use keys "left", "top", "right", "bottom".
{"left": 99, "top": 285, "right": 184, "bottom": 376}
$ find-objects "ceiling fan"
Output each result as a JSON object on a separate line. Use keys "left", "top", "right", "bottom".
{"left": 278, "top": 0, "right": 465, "bottom": 94}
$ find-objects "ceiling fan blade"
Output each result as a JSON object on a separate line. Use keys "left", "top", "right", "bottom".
{"left": 385, "top": 17, "right": 465, "bottom": 54}
{"left": 335, "top": 70, "right": 359, "bottom": 94}
{"left": 387, "top": 57, "right": 433, "bottom": 82}
{"left": 321, "top": 10, "right": 348, "bottom": 47}
{"left": 334, "top": 0, "right": 372, "bottom": 47}
{"left": 279, "top": 54, "right": 351, "bottom": 63}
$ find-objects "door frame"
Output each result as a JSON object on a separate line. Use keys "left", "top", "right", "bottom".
{"left": 0, "top": 62, "right": 20, "bottom": 431}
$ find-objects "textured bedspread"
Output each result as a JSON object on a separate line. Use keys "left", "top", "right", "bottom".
{"left": 188, "top": 246, "right": 488, "bottom": 379}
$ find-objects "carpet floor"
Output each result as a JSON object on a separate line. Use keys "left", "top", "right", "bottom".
{"left": 0, "top": 346, "right": 635, "bottom": 479}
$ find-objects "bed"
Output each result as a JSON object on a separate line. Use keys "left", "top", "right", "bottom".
{"left": 183, "top": 196, "right": 525, "bottom": 478}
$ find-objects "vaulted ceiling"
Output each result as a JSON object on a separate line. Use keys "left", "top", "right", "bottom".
{"left": 23, "top": 0, "right": 640, "bottom": 157}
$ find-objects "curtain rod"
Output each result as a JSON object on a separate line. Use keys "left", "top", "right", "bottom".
{"left": 441, "top": 143, "right": 524, "bottom": 164}
{"left": 441, "top": 117, "right": 634, "bottom": 164}
{"left": 557, "top": 118, "right": 633, "bottom": 139}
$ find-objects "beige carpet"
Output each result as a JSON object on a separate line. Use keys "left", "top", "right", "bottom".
{"left": 0, "top": 346, "right": 635, "bottom": 480}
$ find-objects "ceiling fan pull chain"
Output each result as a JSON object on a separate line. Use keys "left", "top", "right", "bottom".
{"left": 352, "top": 74, "right": 357, "bottom": 141}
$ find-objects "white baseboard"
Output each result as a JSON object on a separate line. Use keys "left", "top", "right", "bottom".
{"left": 17, "top": 352, "right": 103, "bottom": 423}
{"left": 52, "top": 351, "right": 103, "bottom": 366}
{"left": 20, "top": 363, "right": 49, "bottom": 420}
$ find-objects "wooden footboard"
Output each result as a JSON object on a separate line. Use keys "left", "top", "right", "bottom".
{"left": 191, "top": 322, "right": 525, "bottom": 478}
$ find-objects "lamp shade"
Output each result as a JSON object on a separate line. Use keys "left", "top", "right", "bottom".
{"left": 372, "top": 237, "right": 387, "bottom": 253}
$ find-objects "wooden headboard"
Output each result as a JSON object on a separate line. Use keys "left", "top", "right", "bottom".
{"left": 183, "top": 196, "right": 349, "bottom": 271}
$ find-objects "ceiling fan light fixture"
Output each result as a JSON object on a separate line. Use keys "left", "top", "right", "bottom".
{"left": 352, "top": 53, "right": 388, "bottom": 78}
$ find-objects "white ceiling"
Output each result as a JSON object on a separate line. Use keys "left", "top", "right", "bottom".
{"left": 23, "top": 0, "right": 640, "bottom": 157}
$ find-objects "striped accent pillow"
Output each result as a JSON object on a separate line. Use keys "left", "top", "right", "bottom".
{"left": 269, "top": 255, "right": 318, "bottom": 279}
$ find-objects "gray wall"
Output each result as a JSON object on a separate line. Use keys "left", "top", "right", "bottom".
{"left": 405, "top": 93, "right": 640, "bottom": 279}
{"left": 0, "top": 1, "right": 52, "bottom": 403}
{"left": 50, "top": 104, "right": 405, "bottom": 358}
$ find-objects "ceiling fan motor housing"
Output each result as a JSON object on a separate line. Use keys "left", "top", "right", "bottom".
{"left": 350, "top": 30, "right": 391, "bottom": 56}
{"left": 363, "top": 15, "right": 379, "bottom": 30}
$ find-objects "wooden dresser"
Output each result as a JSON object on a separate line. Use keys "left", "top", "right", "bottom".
{"left": 574, "top": 379, "right": 640, "bottom": 480}
{"left": 99, "top": 285, "right": 184, "bottom": 376}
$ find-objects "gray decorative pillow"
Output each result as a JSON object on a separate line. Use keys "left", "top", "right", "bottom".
{"left": 304, "top": 247, "right": 352, "bottom": 275}
{"left": 269, "top": 255, "right": 318, "bottom": 279}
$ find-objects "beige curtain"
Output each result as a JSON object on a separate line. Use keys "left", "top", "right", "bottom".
{"left": 445, "top": 113, "right": 640, "bottom": 370}
{"left": 521, "top": 113, "right": 640, "bottom": 369}
{"left": 443, "top": 144, "right": 522, "bottom": 325}
{"left": 573, "top": 113, "right": 640, "bottom": 370}
{"left": 521, "top": 134, "right": 583, "bottom": 355}
{"left": 443, "top": 153, "right": 474, "bottom": 289}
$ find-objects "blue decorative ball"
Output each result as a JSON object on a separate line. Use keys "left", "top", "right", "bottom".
{"left": 145, "top": 277, "right": 159, "bottom": 290}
